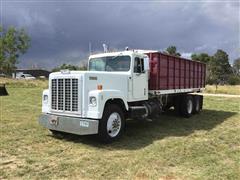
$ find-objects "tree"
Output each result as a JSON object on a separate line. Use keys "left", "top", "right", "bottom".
{"left": 52, "top": 63, "right": 84, "bottom": 72}
{"left": 233, "top": 58, "right": 240, "bottom": 75}
{"left": 191, "top": 53, "right": 212, "bottom": 64}
{"left": 164, "top": 46, "right": 181, "bottom": 57}
{"left": 0, "top": 26, "right": 30, "bottom": 74}
{"left": 191, "top": 53, "right": 212, "bottom": 84}
{"left": 191, "top": 50, "right": 236, "bottom": 86}
{"left": 209, "top": 49, "right": 232, "bottom": 85}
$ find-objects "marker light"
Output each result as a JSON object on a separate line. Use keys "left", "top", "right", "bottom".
{"left": 97, "top": 85, "right": 103, "bottom": 90}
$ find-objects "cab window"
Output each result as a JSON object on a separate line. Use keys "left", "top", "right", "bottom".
{"left": 134, "top": 57, "right": 144, "bottom": 73}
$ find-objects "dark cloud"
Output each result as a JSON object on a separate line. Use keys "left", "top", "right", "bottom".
{"left": 2, "top": 1, "right": 239, "bottom": 69}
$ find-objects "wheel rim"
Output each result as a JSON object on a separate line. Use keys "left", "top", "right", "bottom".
{"left": 107, "top": 112, "right": 121, "bottom": 137}
{"left": 187, "top": 99, "right": 193, "bottom": 114}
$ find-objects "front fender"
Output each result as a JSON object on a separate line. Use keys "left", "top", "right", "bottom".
{"left": 87, "top": 90, "right": 128, "bottom": 119}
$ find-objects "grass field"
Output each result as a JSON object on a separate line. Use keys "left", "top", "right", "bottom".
{"left": 0, "top": 82, "right": 240, "bottom": 179}
{"left": 204, "top": 85, "right": 240, "bottom": 95}
{"left": 0, "top": 78, "right": 48, "bottom": 88}
{"left": 1, "top": 78, "right": 239, "bottom": 95}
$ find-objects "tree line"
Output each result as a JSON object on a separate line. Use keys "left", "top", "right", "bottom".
{"left": 1, "top": 26, "right": 239, "bottom": 85}
{"left": 52, "top": 63, "right": 87, "bottom": 72}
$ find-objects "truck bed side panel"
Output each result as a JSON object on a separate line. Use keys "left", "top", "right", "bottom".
{"left": 147, "top": 52, "right": 206, "bottom": 91}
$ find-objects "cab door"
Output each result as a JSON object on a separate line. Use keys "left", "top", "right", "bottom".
{"left": 132, "top": 56, "right": 148, "bottom": 100}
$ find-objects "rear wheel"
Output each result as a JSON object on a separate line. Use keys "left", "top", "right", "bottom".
{"left": 98, "top": 104, "right": 125, "bottom": 143}
{"left": 180, "top": 95, "right": 193, "bottom": 118}
{"left": 193, "top": 95, "right": 201, "bottom": 114}
{"left": 174, "top": 96, "right": 182, "bottom": 115}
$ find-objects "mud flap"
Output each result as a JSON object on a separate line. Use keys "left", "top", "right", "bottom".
{"left": 0, "top": 84, "right": 8, "bottom": 96}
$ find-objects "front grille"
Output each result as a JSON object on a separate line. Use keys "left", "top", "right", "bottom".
{"left": 51, "top": 78, "right": 78, "bottom": 112}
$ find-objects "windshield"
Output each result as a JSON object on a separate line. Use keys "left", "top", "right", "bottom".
{"left": 89, "top": 55, "right": 131, "bottom": 72}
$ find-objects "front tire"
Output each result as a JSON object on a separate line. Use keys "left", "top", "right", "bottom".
{"left": 98, "top": 104, "right": 125, "bottom": 143}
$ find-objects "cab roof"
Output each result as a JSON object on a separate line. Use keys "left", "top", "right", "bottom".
{"left": 89, "top": 50, "right": 157, "bottom": 59}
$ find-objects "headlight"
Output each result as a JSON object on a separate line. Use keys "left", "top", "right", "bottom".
{"left": 43, "top": 95, "right": 48, "bottom": 102}
{"left": 89, "top": 96, "right": 97, "bottom": 106}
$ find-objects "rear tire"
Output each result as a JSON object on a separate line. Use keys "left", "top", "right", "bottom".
{"left": 180, "top": 95, "right": 193, "bottom": 118}
{"left": 174, "top": 96, "right": 182, "bottom": 115}
{"left": 192, "top": 95, "right": 201, "bottom": 114}
{"left": 98, "top": 104, "right": 125, "bottom": 143}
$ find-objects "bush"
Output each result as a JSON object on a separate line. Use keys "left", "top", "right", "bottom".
{"left": 206, "top": 78, "right": 214, "bottom": 85}
{"left": 228, "top": 75, "right": 240, "bottom": 85}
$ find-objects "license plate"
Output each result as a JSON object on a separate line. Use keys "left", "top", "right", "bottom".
{"left": 80, "top": 121, "right": 89, "bottom": 128}
{"left": 49, "top": 115, "right": 59, "bottom": 126}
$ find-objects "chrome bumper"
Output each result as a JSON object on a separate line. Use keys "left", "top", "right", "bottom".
{"left": 39, "top": 114, "right": 99, "bottom": 135}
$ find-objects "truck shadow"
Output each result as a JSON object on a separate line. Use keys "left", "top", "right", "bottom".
{"left": 51, "top": 109, "right": 237, "bottom": 150}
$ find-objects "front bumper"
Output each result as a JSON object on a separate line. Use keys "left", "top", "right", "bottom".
{"left": 39, "top": 114, "right": 99, "bottom": 135}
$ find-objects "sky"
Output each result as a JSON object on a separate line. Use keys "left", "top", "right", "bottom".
{"left": 1, "top": 0, "right": 240, "bottom": 70}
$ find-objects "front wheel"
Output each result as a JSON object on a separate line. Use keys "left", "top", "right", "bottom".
{"left": 98, "top": 104, "right": 125, "bottom": 143}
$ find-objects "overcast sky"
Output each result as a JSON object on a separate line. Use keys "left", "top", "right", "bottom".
{"left": 2, "top": 0, "right": 240, "bottom": 70}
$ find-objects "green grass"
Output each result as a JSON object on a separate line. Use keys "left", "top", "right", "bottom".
{"left": 0, "top": 77, "right": 48, "bottom": 88}
{"left": 1, "top": 87, "right": 240, "bottom": 179}
{"left": 1, "top": 78, "right": 239, "bottom": 95}
{"left": 204, "top": 85, "right": 240, "bottom": 95}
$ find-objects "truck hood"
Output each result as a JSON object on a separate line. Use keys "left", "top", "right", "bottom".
{"left": 50, "top": 70, "right": 130, "bottom": 92}
{"left": 49, "top": 71, "right": 130, "bottom": 88}
{"left": 48, "top": 70, "right": 130, "bottom": 117}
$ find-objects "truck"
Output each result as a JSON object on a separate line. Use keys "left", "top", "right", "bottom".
{"left": 39, "top": 49, "right": 206, "bottom": 142}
